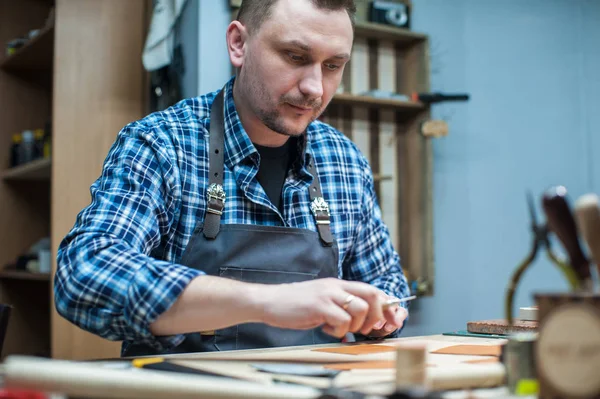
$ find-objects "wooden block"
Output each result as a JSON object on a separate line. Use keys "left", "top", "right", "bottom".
{"left": 467, "top": 319, "right": 538, "bottom": 335}
{"left": 518, "top": 306, "right": 538, "bottom": 321}
{"left": 395, "top": 343, "right": 427, "bottom": 389}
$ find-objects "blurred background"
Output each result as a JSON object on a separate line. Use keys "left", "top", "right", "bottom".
{"left": 0, "top": 0, "right": 598, "bottom": 361}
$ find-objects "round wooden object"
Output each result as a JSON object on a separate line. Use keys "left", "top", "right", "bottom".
{"left": 536, "top": 302, "right": 600, "bottom": 398}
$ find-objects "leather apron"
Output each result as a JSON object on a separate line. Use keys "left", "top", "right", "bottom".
{"left": 124, "top": 89, "right": 341, "bottom": 356}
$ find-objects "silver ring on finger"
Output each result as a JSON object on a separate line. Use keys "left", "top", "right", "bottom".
{"left": 342, "top": 294, "right": 355, "bottom": 310}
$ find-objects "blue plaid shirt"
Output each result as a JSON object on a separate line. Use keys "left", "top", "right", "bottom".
{"left": 54, "top": 77, "right": 410, "bottom": 354}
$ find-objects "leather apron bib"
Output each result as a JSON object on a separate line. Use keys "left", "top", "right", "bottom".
{"left": 124, "top": 89, "right": 341, "bottom": 356}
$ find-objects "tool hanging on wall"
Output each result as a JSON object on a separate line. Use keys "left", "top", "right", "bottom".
{"left": 411, "top": 92, "right": 470, "bottom": 104}
{"left": 504, "top": 190, "right": 581, "bottom": 326}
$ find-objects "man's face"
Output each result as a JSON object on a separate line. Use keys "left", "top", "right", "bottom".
{"left": 237, "top": 0, "right": 353, "bottom": 137}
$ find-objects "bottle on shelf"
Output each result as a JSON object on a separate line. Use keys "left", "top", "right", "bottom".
{"left": 34, "top": 129, "right": 45, "bottom": 159}
{"left": 10, "top": 133, "right": 22, "bottom": 167}
{"left": 19, "top": 130, "right": 35, "bottom": 165}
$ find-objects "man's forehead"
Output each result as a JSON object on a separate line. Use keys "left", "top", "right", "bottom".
{"left": 259, "top": 0, "right": 353, "bottom": 52}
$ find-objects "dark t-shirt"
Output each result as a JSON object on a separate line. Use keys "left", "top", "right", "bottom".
{"left": 254, "top": 138, "right": 297, "bottom": 213}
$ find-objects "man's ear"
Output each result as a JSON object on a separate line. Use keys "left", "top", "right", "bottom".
{"left": 226, "top": 21, "right": 248, "bottom": 69}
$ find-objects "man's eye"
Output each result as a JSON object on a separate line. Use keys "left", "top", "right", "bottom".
{"left": 325, "top": 64, "right": 340, "bottom": 71}
{"left": 288, "top": 53, "right": 305, "bottom": 62}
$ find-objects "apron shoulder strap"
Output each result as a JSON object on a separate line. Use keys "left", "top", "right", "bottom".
{"left": 203, "top": 90, "right": 226, "bottom": 239}
{"left": 203, "top": 88, "right": 333, "bottom": 246}
{"left": 306, "top": 157, "right": 334, "bottom": 246}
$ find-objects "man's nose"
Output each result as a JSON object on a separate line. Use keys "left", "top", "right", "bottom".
{"left": 298, "top": 64, "right": 324, "bottom": 100}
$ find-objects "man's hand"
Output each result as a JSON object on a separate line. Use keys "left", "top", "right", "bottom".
{"left": 256, "top": 278, "right": 407, "bottom": 338}
{"left": 367, "top": 297, "right": 409, "bottom": 338}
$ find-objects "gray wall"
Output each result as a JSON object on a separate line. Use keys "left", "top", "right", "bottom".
{"left": 177, "top": 0, "right": 231, "bottom": 98}
{"left": 178, "top": 0, "right": 600, "bottom": 336}
{"left": 403, "top": 0, "right": 600, "bottom": 336}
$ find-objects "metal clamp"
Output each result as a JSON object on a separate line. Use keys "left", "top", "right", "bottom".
{"left": 311, "top": 197, "right": 330, "bottom": 225}
{"left": 206, "top": 183, "right": 226, "bottom": 216}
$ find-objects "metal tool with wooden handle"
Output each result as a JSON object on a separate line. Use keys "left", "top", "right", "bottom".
{"left": 542, "top": 186, "right": 592, "bottom": 291}
{"left": 574, "top": 193, "right": 600, "bottom": 281}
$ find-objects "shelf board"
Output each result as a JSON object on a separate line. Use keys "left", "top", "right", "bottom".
{"left": 373, "top": 174, "right": 393, "bottom": 182}
{"left": 331, "top": 93, "right": 426, "bottom": 115}
{"left": 0, "top": 23, "right": 54, "bottom": 88}
{"left": 0, "top": 269, "right": 50, "bottom": 282}
{"left": 354, "top": 22, "right": 427, "bottom": 45}
{"left": 2, "top": 158, "right": 51, "bottom": 181}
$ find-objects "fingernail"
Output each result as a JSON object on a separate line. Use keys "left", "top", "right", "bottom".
{"left": 374, "top": 320, "right": 385, "bottom": 329}
{"left": 384, "top": 324, "right": 396, "bottom": 333}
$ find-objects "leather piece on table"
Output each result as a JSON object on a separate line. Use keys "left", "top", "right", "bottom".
{"left": 324, "top": 360, "right": 396, "bottom": 370}
{"left": 312, "top": 344, "right": 397, "bottom": 355}
{"left": 462, "top": 358, "right": 500, "bottom": 365}
{"left": 430, "top": 344, "right": 503, "bottom": 357}
{"left": 323, "top": 360, "right": 437, "bottom": 371}
{"left": 467, "top": 319, "right": 538, "bottom": 335}
{"left": 324, "top": 360, "right": 437, "bottom": 370}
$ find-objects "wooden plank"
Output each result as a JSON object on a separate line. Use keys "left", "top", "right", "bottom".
{"left": 377, "top": 39, "right": 399, "bottom": 251}
{"left": 50, "top": 0, "right": 147, "bottom": 361}
{"left": 2, "top": 158, "right": 51, "bottom": 181}
{"left": 355, "top": 22, "right": 427, "bottom": 46}
{"left": 331, "top": 94, "right": 424, "bottom": 116}
{"left": 349, "top": 37, "right": 369, "bottom": 95}
{"left": 0, "top": 270, "right": 50, "bottom": 281}
{"left": 352, "top": 108, "right": 370, "bottom": 161}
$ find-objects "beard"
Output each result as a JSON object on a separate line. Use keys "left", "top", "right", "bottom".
{"left": 238, "top": 65, "right": 324, "bottom": 137}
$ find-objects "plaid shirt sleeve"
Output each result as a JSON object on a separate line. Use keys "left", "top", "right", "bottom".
{"left": 54, "top": 122, "right": 204, "bottom": 352}
{"left": 342, "top": 155, "right": 411, "bottom": 334}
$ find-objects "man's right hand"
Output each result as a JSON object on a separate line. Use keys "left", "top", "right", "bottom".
{"left": 151, "top": 275, "right": 402, "bottom": 339}
{"left": 255, "top": 278, "right": 392, "bottom": 338}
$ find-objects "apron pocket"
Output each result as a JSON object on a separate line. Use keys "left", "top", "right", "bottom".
{"left": 218, "top": 266, "right": 317, "bottom": 284}
{"left": 215, "top": 266, "right": 317, "bottom": 350}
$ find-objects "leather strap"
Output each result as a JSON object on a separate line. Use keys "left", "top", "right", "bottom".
{"left": 203, "top": 90, "right": 226, "bottom": 239}
{"left": 306, "top": 156, "right": 333, "bottom": 246}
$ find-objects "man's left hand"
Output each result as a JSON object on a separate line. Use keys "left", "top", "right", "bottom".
{"left": 367, "top": 294, "right": 409, "bottom": 337}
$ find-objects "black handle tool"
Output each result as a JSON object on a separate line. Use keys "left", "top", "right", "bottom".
{"left": 542, "top": 186, "right": 592, "bottom": 291}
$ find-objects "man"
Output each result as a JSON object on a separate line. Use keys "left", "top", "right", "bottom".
{"left": 54, "top": 0, "right": 411, "bottom": 356}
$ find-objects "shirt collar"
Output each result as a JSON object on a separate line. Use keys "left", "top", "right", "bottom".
{"left": 219, "top": 76, "right": 313, "bottom": 171}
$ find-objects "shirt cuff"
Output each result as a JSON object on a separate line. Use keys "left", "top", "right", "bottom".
{"left": 124, "top": 261, "right": 205, "bottom": 352}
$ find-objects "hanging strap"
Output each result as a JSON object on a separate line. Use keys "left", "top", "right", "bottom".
{"left": 306, "top": 156, "right": 333, "bottom": 246}
{"left": 203, "top": 90, "right": 226, "bottom": 239}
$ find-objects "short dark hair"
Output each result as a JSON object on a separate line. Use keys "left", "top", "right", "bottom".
{"left": 236, "top": 0, "right": 356, "bottom": 34}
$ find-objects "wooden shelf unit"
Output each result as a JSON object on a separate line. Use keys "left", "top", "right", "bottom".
{"left": 320, "top": 21, "right": 435, "bottom": 297}
{"left": 0, "top": 0, "right": 149, "bottom": 361}
{"left": 0, "top": 0, "right": 54, "bottom": 360}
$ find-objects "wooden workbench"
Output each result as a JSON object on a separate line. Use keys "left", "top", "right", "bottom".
{"left": 2, "top": 334, "right": 513, "bottom": 399}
